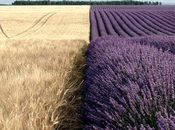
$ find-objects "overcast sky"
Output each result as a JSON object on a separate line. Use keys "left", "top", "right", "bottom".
{"left": 0, "top": 0, "right": 175, "bottom": 5}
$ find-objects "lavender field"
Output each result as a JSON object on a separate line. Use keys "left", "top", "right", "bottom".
{"left": 90, "top": 5, "right": 175, "bottom": 41}
{"left": 81, "top": 6, "right": 175, "bottom": 130}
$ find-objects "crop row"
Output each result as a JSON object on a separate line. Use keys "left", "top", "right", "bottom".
{"left": 91, "top": 5, "right": 175, "bottom": 11}
{"left": 90, "top": 5, "right": 175, "bottom": 41}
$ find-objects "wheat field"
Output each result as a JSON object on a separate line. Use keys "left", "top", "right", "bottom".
{"left": 0, "top": 6, "right": 90, "bottom": 130}
{"left": 0, "top": 6, "right": 90, "bottom": 41}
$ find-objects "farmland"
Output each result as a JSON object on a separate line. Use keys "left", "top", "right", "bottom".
{"left": 0, "top": 6, "right": 89, "bottom": 41}
{"left": 82, "top": 5, "right": 175, "bottom": 130}
{"left": 90, "top": 5, "right": 175, "bottom": 40}
{"left": 1, "top": 4, "right": 175, "bottom": 130}
{"left": 0, "top": 6, "right": 89, "bottom": 130}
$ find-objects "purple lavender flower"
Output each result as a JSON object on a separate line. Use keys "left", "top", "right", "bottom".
{"left": 81, "top": 35, "right": 175, "bottom": 129}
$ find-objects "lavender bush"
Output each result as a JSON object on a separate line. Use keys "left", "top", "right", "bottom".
{"left": 81, "top": 35, "right": 175, "bottom": 130}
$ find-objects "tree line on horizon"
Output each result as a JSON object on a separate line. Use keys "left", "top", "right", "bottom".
{"left": 12, "top": 0, "right": 161, "bottom": 5}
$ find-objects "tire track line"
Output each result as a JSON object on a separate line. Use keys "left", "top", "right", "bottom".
{"left": 12, "top": 12, "right": 57, "bottom": 38}
{"left": 29, "top": 12, "right": 57, "bottom": 34}
{"left": 0, "top": 24, "right": 9, "bottom": 38}
{"left": 11, "top": 12, "right": 52, "bottom": 38}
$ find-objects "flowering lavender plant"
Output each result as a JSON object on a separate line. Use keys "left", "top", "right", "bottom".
{"left": 81, "top": 35, "right": 175, "bottom": 130}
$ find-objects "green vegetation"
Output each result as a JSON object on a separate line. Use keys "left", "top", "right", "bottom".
{"left": 12, "top": 0, "right": 161, "bottom": 5}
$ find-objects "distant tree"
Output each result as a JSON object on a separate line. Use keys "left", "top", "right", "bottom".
{"left": 12, "top": 0, "right": 162, "bottom": 5}
{"left": 47, "top": 0, "right": 49, "bottom": 5}
{"left": 155, "top": 1, "right": 159, "bottom": 5}
{"left": 144, "top": 1, "right": 148, "bottom": 5}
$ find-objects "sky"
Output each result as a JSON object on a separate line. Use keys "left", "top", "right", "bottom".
{"left": 0, "top": 0, "right": 175, "bottom": 5}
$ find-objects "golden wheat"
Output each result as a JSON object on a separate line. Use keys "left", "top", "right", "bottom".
{"left": 0, "top": 39, "right": 88, "bottom": 130}
{"left": 0, "top": 6, "right": 90, "bottom": 130}
{"left": 0, "top": 6, "right": 90, "bottom": 41}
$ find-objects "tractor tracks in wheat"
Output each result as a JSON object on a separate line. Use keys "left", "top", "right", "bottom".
{"left": 11, "top": 11, "right": 57, "bottom": 38}
{"left": 0, "top": 24, "right": 9, "bottom": 38}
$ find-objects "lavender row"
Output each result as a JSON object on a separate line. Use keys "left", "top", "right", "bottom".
{"left": 81, "top": 35, "right": 175, "bottom": 129}
{"left": 141, "top": 12, "right": 175, "bottom": 28}
{"left": 131, "top": 11, "right": 174, "bottom": 35}
{"left": 115, "top": 11, "right": 147, "bottom": 36}
{"left": 105, "top": 11, "right": 129, "bottom": 37}
{"left": 91, "top": 5, "right": 175, "bottom": 11}
{"left": 119, "top": 11, "right": 155, "bottom": 36}
{"left": 124, "top": 11, "right": 163, "bottom": 35}
{"left": 99, "top": 11, "right": 117, "bottom": 36}
{"left": 90, "top": 11, "right": 99, "bottom": 41}
{"left": 156, "top": 12, "right": 175, "bottom": 24}
{"left": 111, "top": 11, "right": 139, "bottom": 37}
{"left": 90, "top": 5, "right": 175, "bottom": 40}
